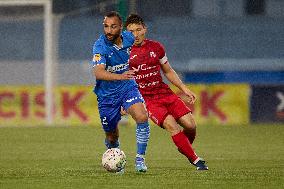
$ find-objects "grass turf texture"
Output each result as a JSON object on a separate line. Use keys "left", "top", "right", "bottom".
{"left": 0, "top": 124, "right": 283, "bottom": 189}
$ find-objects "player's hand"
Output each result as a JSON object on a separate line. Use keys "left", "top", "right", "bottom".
{"left": 120, "top": 107, "right": 127, "bottom": 116}
{"left": 120, "top": 70, "right": 136, "bottom": 80}
{"left": 183, "top": 88, "right": 196, "bottom": 104}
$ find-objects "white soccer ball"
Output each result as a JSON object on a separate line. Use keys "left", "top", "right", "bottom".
{"left": 102, "top": 148, "right": 126, "bottom": 172}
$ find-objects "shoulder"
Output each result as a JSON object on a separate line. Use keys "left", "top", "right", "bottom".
{"left": 122, "top": 31, "right": 135, "bottom": 45}
{"left": 145, "top": 39, "right": 166, "bottom": 59}
{"left": 93, "top": 35, "right": 107, "bottom": 54}
{"left": 145, "top": 39, "right": 165, "bottom": 50}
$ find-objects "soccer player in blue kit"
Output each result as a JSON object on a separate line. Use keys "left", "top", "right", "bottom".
{"left": 91, "top": 11, "right": 150, "bottom": 172}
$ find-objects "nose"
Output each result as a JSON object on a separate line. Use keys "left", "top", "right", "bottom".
{"left": 105, "top": 26, "right": 112, "bottom": 34}
{"left": 133, "top": 31, "right": 139, "bottom": 37}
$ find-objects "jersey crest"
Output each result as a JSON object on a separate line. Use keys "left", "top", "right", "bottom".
{"left": 93, "top": 54, "right": 101, "bottom": 62}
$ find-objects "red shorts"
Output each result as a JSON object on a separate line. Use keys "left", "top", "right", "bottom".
{"left": 145, "top": 94, "right": 191, "bottom": 126}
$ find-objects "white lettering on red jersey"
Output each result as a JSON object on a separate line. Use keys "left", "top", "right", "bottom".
{"left": 129, "top": 39, "right": 173, "bottom": 97}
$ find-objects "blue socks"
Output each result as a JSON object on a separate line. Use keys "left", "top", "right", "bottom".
{"left": 136, "top": 122, "right": 150, "bottom": 155}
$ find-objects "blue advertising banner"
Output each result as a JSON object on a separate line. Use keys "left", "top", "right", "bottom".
{"left": 251, "top": 85, "right": 284, "bottom": 123}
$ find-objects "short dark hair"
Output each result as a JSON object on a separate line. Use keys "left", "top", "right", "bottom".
{"left": 125, "top": 14, "right": 145, "bottom": 28}
{"left": 104, "top": 11, "right": 122, "bottom": 24}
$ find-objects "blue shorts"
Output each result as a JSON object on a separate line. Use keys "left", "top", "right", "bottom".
{"left": 97, "top": 88, "right": 144, "bottom": 132}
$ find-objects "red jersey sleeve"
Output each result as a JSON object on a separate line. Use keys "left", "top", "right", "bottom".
{"left": 155, "top": 42, "right": 168, "bottom": 64}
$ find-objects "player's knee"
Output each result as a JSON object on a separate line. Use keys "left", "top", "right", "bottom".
{"left": 180, "top": 114, "right": 197, "bottom": 130}
{"left": 167, "top": 127, "right": 181, "bottom": 136}
{"left": 187, "top": 122, "right": 196, "bottom": 130}
{"left": 135, "top": 113, "right": 148, "bottom": 123}
{"left": 163, "top": 122, "right": 181, "bottom": 136}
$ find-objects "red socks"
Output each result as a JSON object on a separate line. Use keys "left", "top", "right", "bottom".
{"left": 172, "top": 131, "right": 198, "bottom": 162}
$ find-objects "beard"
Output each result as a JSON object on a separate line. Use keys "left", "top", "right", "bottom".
{"left": 105, "top": 33, "right": 120, "bottom": 42}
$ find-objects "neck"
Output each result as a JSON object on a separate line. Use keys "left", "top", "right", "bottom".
{"left": 135, "top": 40, "right": 145, "bottom": 47}
{"left": 114, "top": 37, "right": 122, "bottom": 47}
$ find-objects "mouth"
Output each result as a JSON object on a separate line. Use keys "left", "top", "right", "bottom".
{"left": 106, "top": 34, "right": 113, "bottom": 39}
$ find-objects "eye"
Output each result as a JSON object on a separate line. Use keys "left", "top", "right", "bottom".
{"left": 111, "top": 25, "right": 118, "bottom": 29}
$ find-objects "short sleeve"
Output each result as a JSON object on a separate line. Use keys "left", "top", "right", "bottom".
{"left": 92, "top": 44, "right": 106, "bottom": 67}
{"left": 156, "top": 42, "right": 168, "bottom": 64}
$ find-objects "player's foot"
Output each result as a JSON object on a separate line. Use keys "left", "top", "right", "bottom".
{"left": 194, "top": 159, "right": 208, "bottom": 170}
{"left": 178, "top": 148, "right": 205, "bottom": 163}
{"left": 179, "top": 148, "right": 206, "bottom": 164}
{"left": 190, "top": 157, "right": 206, "bottom": 165}
{"left": 135, "top": 156, "right": 147, "bottom": 172}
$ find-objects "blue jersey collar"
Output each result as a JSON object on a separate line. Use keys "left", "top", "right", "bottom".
{"left": 103, "top": 34, "right": 126, "bottom": 49}
{"left": 103, "top": 35, "right": 124, "bottom": 49}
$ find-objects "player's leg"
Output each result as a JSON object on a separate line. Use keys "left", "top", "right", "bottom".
{"left": 105, "top": 127, "right": 120, "bottom": 149}
{"left": 177, "top": 113, "right": 197, "bottom": 144}
{"left": 98, "top": 97, "right": 121, "bottom": 149}
{"left": 163, "top": 115, "right": 199, "bottom": 164}
{"left": 169, "top": 97, "right": 208, "bottom": 170}
{"left": 168, "top": 95, "right": 196, "bottom": 144}
{"left": 123, "top": 90, "right": 150, "bottom": 172}
{"left": 151, "top": 95, "right": 208, "bottom": 170}
{"left": 127, "top": 102, "right": 149, "bottom": 156}
{"left": 127, "top": 102, "right": 149, "bottom": 172}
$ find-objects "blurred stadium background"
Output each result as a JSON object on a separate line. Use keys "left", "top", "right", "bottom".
{"left": 0, "top": 0, "right": 283, "bottom": 126}
{"left": 0, "top": 1, "right": 283, "bottom": 188}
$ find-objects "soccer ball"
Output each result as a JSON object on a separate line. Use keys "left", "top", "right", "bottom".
{"left": 102, "top": 148, "right": 126, "bottom": 172}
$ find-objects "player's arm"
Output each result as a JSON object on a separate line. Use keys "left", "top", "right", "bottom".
{"left": 161, "top": 63, "right": 196, "bottom": 104}
{"left": 93, "top": 64, "right": 135, "bottom": 81}
{"left": 92, "top": 51, "right": 135, "bottom": 80}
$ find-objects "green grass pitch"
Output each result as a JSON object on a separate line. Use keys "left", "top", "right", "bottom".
{"left": 0, "top": 123, "right": 283, "bottom": 189}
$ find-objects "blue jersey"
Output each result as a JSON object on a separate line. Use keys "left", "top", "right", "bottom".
{"left": 92, "top": 31, "right": 137, "bottom": 98}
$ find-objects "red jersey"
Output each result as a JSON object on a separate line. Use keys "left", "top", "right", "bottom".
{"left": 129, "top": 39, "right": 173, "bottom": 99}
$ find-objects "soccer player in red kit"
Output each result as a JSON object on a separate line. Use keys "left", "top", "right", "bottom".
{"left": 125, "top": 14, "right": 208, "bottom": 170}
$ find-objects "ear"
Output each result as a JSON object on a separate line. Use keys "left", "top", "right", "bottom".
{"left": 144, "top": 26, "right": 147, "bottom": 33}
